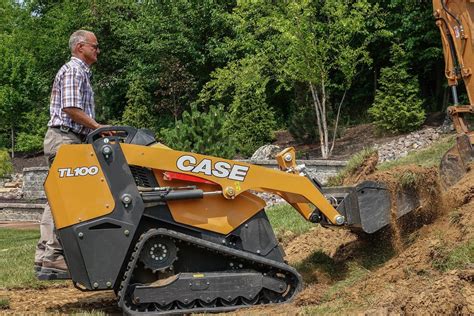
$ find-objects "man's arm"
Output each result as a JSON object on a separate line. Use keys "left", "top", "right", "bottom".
{"left": 62, "top": 107, "right": 103, "bottom": 130}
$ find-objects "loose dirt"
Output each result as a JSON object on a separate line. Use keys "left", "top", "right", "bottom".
{"left": 1, "top": 134, "right": 472, "bottom": 314}
{"left": 0, "top": 285, "right": 118, "bottom": 314}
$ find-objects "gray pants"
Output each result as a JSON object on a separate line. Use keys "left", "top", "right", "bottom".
{"left": 35, "top": 127, "right": 83, "bottom": 263}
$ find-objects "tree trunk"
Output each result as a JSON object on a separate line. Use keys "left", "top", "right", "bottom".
{"left": 373, "top": 68, "right": 377, "bottom": 97}
{"left": 330, "top": 89, "right": 347, "bottom": 155}
{"left": 10, "top": 126, "right": 14, "bottom": 159}
{"left": 309, "top": 82, "right": 329, "bottom": 159}
{"left": 321, "top": 76, "right": 329, "bottom": 158}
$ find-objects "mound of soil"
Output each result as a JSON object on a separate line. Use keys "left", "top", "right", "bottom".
{"left": 292, "top": 166, "right": 474, "bottom": 314}
{"left": 11, "top": 154, "right": 47, "bottom": 173}
{"left": 344, "top": 200, "right": 473, "bottom": 314}
{"left": 276, "top": 123, "right": 407, "bottom": 159}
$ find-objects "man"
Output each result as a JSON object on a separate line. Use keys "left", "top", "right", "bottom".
{"left": 35, "top": 30, "right": 107, "bottom": 279}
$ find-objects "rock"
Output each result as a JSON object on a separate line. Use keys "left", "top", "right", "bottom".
{"left": 4, "top": 181, "right": 21, "bottom": 188}
{"left": 250, "top": 144, "right": 282, "bottom": 160}
{"left": 376, "top": 126, "right": 448, "bottom": 163}
{"left": 0, "top": 187, "right": 15, "bottom": 193}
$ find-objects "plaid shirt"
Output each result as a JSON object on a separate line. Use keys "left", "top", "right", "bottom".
{"left": 47, "top": 57, "right": 95, "bottom": 135}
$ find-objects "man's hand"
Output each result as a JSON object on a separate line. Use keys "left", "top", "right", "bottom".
{"left": 97, "top": 124, "right": 115, "bottom": 137}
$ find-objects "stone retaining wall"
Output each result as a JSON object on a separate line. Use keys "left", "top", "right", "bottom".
{"left": 0, "top": 203, "right": 45, "bottom": 221}
{"left": 23, "top": 167, "right": 49, "bottom": 199}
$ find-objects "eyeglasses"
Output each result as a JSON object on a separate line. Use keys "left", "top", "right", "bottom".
{"left": 81, "top": 42, "right": 99, "bottom": 50}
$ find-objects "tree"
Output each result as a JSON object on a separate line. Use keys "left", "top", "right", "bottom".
{"left": 197, "top": 54, "right": 277, "bottom": 157}
{"left": 155, "top": 57, "right": 196, "bottom": 123}
{"left": 121, "top": 76, "right": 158, "bottom": 131}
{"left": 275, "top": 0, "right": 381, "bottom": 158}
{"left": 0, "top": 40, "right": 43, "bottom": 156}
{"left": 377, "top": 1, "right": 443, "bottom": 110}
{"left": 369, "top": 43, "right": 425, "bottom": 133}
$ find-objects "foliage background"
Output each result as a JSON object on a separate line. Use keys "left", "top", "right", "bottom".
{"left": 0, "top": 0, "right": 445, "bottom": 157}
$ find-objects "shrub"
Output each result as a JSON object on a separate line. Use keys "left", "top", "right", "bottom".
{"left": 15, "top": 133, "right": 44, "bottom": 153}
{"left": 0, "top": 148, "right": 13, "bottom": 177}
{"left": 369, "top": 44, "right": 425, "bottom": 133}
{"left": 160, "top": 104, "right": 237, "bottom": 159}
{"left": 15, "top": 108, "right": 48, "bottom": 153}
{"left": 288, "top": 103, "right": 318, "bottom": 143}
{"left": 225, "top": 89, "right": 276, "bottom": 157}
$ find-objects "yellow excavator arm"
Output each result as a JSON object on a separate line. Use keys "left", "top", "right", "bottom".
{"left": 432, "top": 0, "right": 474, "bottom": 187}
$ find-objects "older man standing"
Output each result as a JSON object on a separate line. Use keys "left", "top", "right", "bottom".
{"left": 35, "top": 30, "right": 107, "bottom": 279}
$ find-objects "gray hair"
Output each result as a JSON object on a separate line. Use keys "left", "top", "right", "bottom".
{"left": 69, "top": 30, "right": 93, "bottom": 53}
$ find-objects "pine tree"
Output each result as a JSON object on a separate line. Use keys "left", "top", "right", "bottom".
{"left": 369, "top": 44, "right": 425, "bottom": 133}
{"left": 121, "top": 77, "right": 157, "bottom": 131}
{"left": 161, "top": 104, "right": 237, "bottom": 159}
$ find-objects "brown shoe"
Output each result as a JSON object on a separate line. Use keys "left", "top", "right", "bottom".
{"left": 42, "top": 257, "right": 68, "bottom": 272}
{"left": 38, "top": 257, "right": 70, "bottom": 280}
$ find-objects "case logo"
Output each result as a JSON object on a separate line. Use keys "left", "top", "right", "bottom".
{"left": 58, "top": 166, "right": 99, "bottom": 178}
{"left": 176, "top": 155, "right": 249, "bottom": 181}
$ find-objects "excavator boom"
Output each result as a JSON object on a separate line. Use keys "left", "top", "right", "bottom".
{"left": 433, "top": 0, "right": 474, "bottom": 187}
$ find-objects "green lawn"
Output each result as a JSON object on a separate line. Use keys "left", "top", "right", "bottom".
{"left": 0, "top": 228, "right": 66, "bottom": 289}
{"left": 266, "top": 203, "right": 314, "bottom": 238}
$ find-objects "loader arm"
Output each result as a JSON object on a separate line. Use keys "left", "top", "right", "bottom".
{"left": 122, "top": 144, "right": 344, "bottom": 225}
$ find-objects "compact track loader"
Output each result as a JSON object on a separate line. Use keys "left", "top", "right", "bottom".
{"left": 42, "top": 126, "right": 402, "bottom": 315}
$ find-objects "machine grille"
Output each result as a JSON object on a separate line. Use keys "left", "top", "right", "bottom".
{"left": 129, "top": 165, "right": 154, "bottom": 188}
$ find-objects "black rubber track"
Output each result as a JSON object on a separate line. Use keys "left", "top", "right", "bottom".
{"left": 117, "top": 228, "right": 302, "bottom": 315}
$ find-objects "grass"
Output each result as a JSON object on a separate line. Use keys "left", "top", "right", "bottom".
{"left": 326, "top": 135, "right": 455, "bottom": 186}
{"left": 266, "top": 203, "right": 314, "bottom": 238}
{"left": 432, "top": 239, "right": 474, "bottom": 271}
{"left": 301, "top": 300, "right": 363, "bottom": 315}
{"left": 321, "top": 262, "right": 369, "bottom": 301}
{"left": 326, "top": 147, "right": 377, "bottom": 186}
{"left": 300, "top": 262, "right": 369, "bottom": 315}
{"left": 0, "top": 297, "right": 9, "bottom": 309}
{"left": 395, "top": 170, "right": 420, "bottom": 189}
{"left": 378, "top": 135, "right": 455, "bottom": 170}
{"left": 448, "top": 210, "right": 463, "bottom": 225}
{"left": 0, "top": 228, "right": 66, "bottom": 289}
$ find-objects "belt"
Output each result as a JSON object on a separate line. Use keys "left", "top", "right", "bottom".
{"left": 51, "top": 125, "right": 87, "bottom": 142}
